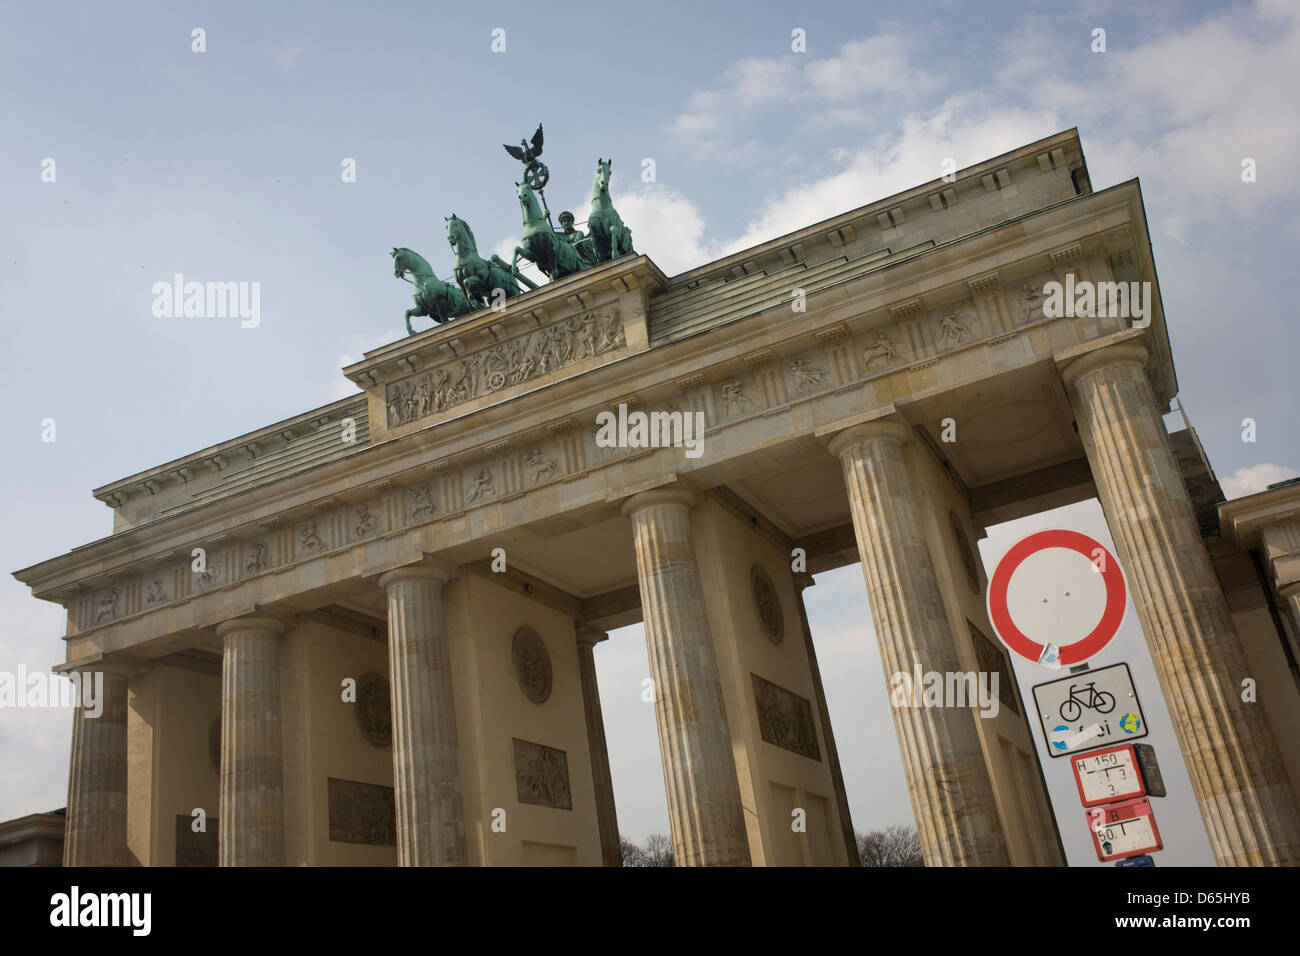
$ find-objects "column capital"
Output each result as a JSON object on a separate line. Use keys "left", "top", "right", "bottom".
{"left": 575, "top": 623, "right": 609, "bottom": 647}
{"left": 620, "top": 487, "right": 695, "bottom": 519}
{"left": 377, "top": 558, "right": 456, "bottom": 591}
{"left": 1057, "top": 336, "right": 1149, "bottom": 390}
{"left": 823, "top": 419, "right": 910, "bottom": 459}
{"left": 215, "top": 614, "right": 287, "bottom": 639}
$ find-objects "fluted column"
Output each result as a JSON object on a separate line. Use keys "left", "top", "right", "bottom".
{"left": 575, "top": 624, "right": 622, "bottom": 866}
{"left": 217, "top": 614, "right": 286, "bottom": 867}
{"left": 793, "top": 573, "right": 859, "bottom": 865}
{"left": 622, "top": 488, "right": 751, "bottom": 866}
{"left": 826, "top": 421, "right": 1010, "bottom": 866}
{"left": 63, "top": 660, "right": 132, "bottom": 866}
{"left": 377, "top": 562, "right": 467, "bottom": 866}
{"left": 1061, "top": 338, "right": 1300, "bottom": 865}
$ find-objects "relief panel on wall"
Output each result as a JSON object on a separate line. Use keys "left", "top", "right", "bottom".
{"left": 752, "top": 673, "right": 822, "bottom": 761}
{"left": 327, "top": 778, "right": 397, "bottom": 846}
{"left": 513, "top": 738, "right": 572, "bottom": 810}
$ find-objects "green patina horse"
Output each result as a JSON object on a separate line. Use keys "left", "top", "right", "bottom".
{"left": 446, "top": 213, "right": 537, "bottom": 310}
{"left": 512, "top": 181, "right": 589, "bottom": 281}
{"left": 391, "top": 247, "right": 473, "bottom": 335}
{"left": 587, "top": 159, "right": 634, "bottom": 262}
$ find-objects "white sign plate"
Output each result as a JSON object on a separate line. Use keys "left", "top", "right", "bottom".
{"left": 1087, "top": 798, "right": 1163, "bottom": 861}
{"left": 1072, "top": 745, "right": 1145, "bottom": 806}
{"left": 1031, "top": 662, "right": 1147, "bottom": 758}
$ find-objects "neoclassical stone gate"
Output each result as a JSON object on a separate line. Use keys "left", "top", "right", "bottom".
{"left": 16, "top": 129, "right": 1300, "bottom": 866}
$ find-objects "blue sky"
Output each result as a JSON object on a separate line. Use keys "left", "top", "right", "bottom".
{"left": 3, "top": 0, "right": 1296, "bottom": 865}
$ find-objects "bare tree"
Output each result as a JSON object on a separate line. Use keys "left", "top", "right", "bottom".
{"left": 619, "top": 836, "right": 646, "bottom": 867}
{"left": 620, "top": 832, "right": 675, "bottom": 867}
{"left": 641, "top": 832, "right": 675, "bottom": 867}
{"left": 856, "top": 824, "right": 924, "bottom": 867}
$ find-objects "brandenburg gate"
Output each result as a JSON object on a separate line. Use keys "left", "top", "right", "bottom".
{"left": 15, "top": 128, "right": 1300, "bottom": 866}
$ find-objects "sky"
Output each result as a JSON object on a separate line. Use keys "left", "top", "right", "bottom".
{"left": 2, "top": 0, "right": 1297, "bottom": 866}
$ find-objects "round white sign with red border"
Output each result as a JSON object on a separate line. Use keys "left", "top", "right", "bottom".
{"left": 986, "top": 528, "right": 1126, "bottom": 667}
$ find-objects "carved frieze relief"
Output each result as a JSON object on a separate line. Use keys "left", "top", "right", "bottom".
{"left": 385, "top": 309, "right": 627, "bottom": 428}
{"left": 931, "top": 299, "right": 977, "bottom": 350}
{"left": 720, "top": 378, "right": 759, "bottom": 417}
{"left": 143, "top": 577, "right": 168, "bottom": 607}
{"left": 93, "top": 585, "right": 123, "bottom": 625}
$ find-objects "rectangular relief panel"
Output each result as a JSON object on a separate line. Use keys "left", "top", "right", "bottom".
{"left": 327, "top": 778, "right": 397, "bottom": 846}
{"left": 969, "top": 622, "right": 1021, "bottom": 716}
{"left": 513, "top": 738, "right": 573, "bottom": 810}
{"left": 752, "top": 673, "right": 822, "bottom": 761}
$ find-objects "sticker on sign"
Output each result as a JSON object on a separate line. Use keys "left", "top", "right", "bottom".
{"left": 1031, "top": 662, "right": 1147, "bottom": 757}
{"left": 1087, "top": 798, "right": 1163, "bottom": 861}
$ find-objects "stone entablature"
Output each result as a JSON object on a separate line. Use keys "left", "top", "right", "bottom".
{"left": 17, "top": 180, "right": 1169, "bottom": 669}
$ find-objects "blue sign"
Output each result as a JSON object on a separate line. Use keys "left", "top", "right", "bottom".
{"left": 1115, "top": 854, "right": 1156, "bottom": 867}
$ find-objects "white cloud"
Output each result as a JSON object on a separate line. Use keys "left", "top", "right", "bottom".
{"left": 661, "top": 3, "right": 1300, "bottom": 255}
{"left": 608, "top": 186, "right": 717, "bottom": 275}
{"left": 670, "top": 34, "right": 940, "bottom": 158}
{"left": 1219, "top": 463, "right": 1299, "bottom": 499}
{"left": 806, "top": 35, "right": 936, "bottom": 100}
{"left": 1000, "top": 1, "right": 1300, "bottom": 241}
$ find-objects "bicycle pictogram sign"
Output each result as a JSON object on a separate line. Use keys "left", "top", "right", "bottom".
{"left": 1059, "top": 680, "right": 1116, "bottom": 722}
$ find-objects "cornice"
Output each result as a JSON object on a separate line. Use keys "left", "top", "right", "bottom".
{"left": 1218, "top": 482, "right": 1300, "bottom": 547}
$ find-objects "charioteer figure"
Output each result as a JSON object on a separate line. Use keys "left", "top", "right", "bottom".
{"left": 558, "top": 211, "right": 598, "bottom": 267}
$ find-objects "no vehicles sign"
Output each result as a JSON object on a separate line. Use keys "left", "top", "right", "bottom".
{"left": 986, "top": 529, "right": 1126, "bottom": 668}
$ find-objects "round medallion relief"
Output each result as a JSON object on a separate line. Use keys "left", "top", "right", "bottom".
{"left": 512, "top": 627, "right": 553, "bottom": 704}
{"left": 950, "top": 511, "right": 981, "bottom": 595}
{"left": 751, "top": 564, "right": 784, "bottom": 644}
{"left": 355, "top": 672, "right": 393, "bottom": 748}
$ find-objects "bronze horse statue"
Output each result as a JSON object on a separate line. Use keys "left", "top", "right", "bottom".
{"left": 587, "top": 158, "right": 634, "bottom": 262}
{"left": 446, "top": 213, "right": 537, "bottom": 310}
{"left": 512, "top": 181, "right": 589, "bottom": 281}
{"left": 391, "top": 247, "right": 472, "bottom": 335}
